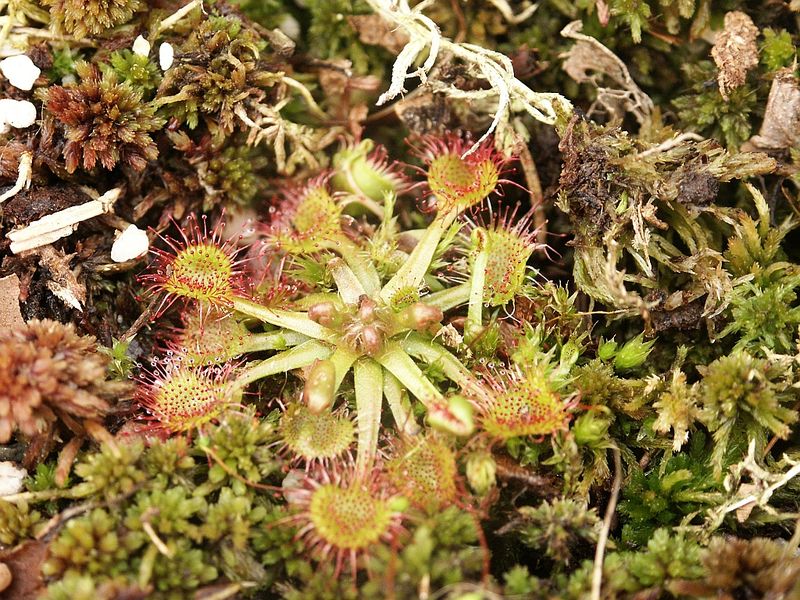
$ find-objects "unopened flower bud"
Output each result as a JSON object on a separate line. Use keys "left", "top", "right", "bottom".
{"left": 388, "top": 495, "right": 410, "bottom": 512}
{"left": 359, "top": 325, "right": 383, "bottom": 356}
{"left": 331, "top": 139, "right": 405, "bottom": 203}
{"left": 428, "top": 395, "right": 475, "bottom": 436}
{"left": 597, "top": 338, "right": 618, "bottom": 361}
{"left": 307, "top": 302, "right": 340, "bottom": 328}
{"left": 572, "top": 412, "right": 611, "bottom": 446}
{"left": 397, "top": 302, "right": 443, "bottom": 331}
{"left": 282, "top": 469, "right": 306, "bottom": 505}
{"left": 465, "top": 451, "right": 496, "bottom": 495}
{"left": 357, "top": 296, "right": 378, "bottom": 321}
{"left": 613, "top": 334, "right": 654, "bottom": 371}
{"left": 303, "top": 359, "right": 337, "bottom": 413}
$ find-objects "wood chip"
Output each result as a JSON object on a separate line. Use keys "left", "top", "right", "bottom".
{"left": 0, "top": 274, "right": 25, "bottom": 328}
{"left": 36, "top": 245, "right": 86, "bottom": 312}
{"left": 6, "top": 187, "right": 120, "bottom": 254}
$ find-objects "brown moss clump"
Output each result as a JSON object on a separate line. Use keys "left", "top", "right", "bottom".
{"left": 39, "top": 62, "right": 163, "bottom": 173}
{"left": 702, "top": 536, "right": 800, "bottom": 598}
{"left": 155, "top": 14, "right": 284, "bottom": 133}
{"left": 0, "top": 320, "right": 118, "bottom": 442}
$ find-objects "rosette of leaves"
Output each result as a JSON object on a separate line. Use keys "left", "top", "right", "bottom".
{"left": 305, "top": 0, "right": 391, "bottom": 76}
{"left": 559, "top": 528, "right": 705, "bottom": 598}
{"left": 104, "top": 50, "right": 162, "bottom": 94}
{"left": 167, "top": 131, "right": 267, "bottom": 209}
{"left": 139, "top": 136, "right": 520, "bottom": 481}
{"left": 719, "top": 184, "right": 800, "bottom": 354}
{"left": 511, "top": 498, "right": 600, "bottom": 564}
{"left": 698, "top": 350, "right": 798, "bottom": 476}
{"left": 672, "top": 61, "right": 760, "bottom": 150}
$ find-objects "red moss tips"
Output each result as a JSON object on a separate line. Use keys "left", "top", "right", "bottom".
{"left": 140, "top": 213, "right": 248, "bottom": 314}
{"left": 281, "top": 461, "right": 407, "bottom": 580}
{"left": 472, "top": 365, "right": 575, "bottom": 440}
{"left": 410, "top": 133, "right": 510, "bottom": 216}
{"left": 135, "top": 359, "right": 237, "bottom": 435}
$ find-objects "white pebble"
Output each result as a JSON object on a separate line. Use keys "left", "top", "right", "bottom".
{"left": 159, "top": 42, "right": 174, "bottom": 71}
{"left": 111, "top": 224, "right": 150, "bottom": 262}
{"left": 132, "top": 35, "right": 151, "bottom": 57}
{"left": 0, "top": 98, "right": 37, "bottom": 129}
{"left": 0, "top": 462, "right": 26, "bottom": 497}
{"left": 0, "top": 55, "right": 41, "bottom": 91}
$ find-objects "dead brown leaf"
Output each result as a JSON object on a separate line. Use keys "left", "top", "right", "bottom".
{"left": 347, "top": 14, "right": 409, "bottom": 54}
{"left": 0, "top": 540, "right": 47, "bottom": 599}
{"left": 743, "top": 67, "right": 800, "bottom": 153}
{"left": 560, "top": 21, "right": 653, "bottom": 124}
{"left": 0, "top": 274, "right": 24, "bottom": 329}
{"left": 711, "top": 11, "right": 758, "bottom": 101}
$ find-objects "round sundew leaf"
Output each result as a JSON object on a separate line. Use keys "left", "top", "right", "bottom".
{"left": 479, "top": 226, "right": 536, "bottom": 306}
{"left": 386, "top": 435, "right": 458, "bottom": 510}
{"left": 279, "top": 404, "right": 354, "bottom": 462}
{"left": 138, "top": 363, "right": 234, "bottom": 433}
{"left": 479, "top": 367, "right": 572, "bottom": 439}
{"left": 163, "top": 242, "right": 235, "bottom": 304}
{"left": 308, "top": 483, "right": 395, "bottom": 550}
{"left": 427, "top": 152, "right": 500, "bottom": 214}
{"left": 141, "top": 214, "right": 246, "bottom": 313}
{"left": 271, "top": 184, "right": 344, "bottom": 254}
{"left": 170, "top": 310, "right": 250, "bottom": 366}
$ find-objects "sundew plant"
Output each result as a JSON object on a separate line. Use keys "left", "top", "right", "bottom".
{"left": 1, "top": 0, "right": 800, "bottom": 599}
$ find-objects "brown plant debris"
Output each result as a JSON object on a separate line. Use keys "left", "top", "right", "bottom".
{"left": 348, "top": 14, "right": 410, "bottom": 54}
{"left": 560, "top": 21, "right": 653, "bottom": 124}
{"left": 711, "top": 11, "right": 759, "bottom": 101}
{"left": 743, "top": 67, "right": 800, "bottom": 154}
